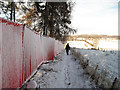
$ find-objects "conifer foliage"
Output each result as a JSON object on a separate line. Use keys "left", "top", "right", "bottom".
{"left": 0, "top": 1, "right": 76, "bottom": 41}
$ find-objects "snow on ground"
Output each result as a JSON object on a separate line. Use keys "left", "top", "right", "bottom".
{"left": 30, "top": 51, "right": 97, "bottom": 88}
{"left": 67, "top": 40, "right": 119, "bottom": 85}
{"left": 76, "top": 49, "right": 118, "bottom": 79}
{"left": 73, "top": 48, "right": 119, "bottom": 88}
{"left": 67, "top": 40, "right": 119, "bottom": 50}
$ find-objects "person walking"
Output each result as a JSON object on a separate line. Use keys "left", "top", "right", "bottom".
{"left": 65, "top": 43, "right": 70, "bottom": 55}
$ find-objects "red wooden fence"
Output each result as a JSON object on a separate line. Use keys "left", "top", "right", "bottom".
{"left": 0, "top": 18, "right": 64, "bottom": 89}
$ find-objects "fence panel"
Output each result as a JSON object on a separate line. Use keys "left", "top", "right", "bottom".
{"left": 46, "top": 37, "right": 55, "bottom": 61}
{"left": 0, "top": 18, "right": 2, "bottom": 89}
{"left": 54, "top": 40, "right": 64, "bottom": 56}
{"left": 23, "top": 27, "right": 32, "bottom": 81}
{"left": 1, "top": 18, "right": 24, "bottom": 88}
{"left": 0, "top": 18, "right": 64, "bottom": 89}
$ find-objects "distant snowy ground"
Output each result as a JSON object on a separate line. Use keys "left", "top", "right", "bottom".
{"left": 67, "top": 41, "right": 93, "bottom": 49}
{"left": 30, "top": 51, "right": 97, "bottom": 88}
{"left": 67, "top": 40, "right": 119, "bottom": 50}
{"left": 98, "top": 39, "right": 119, "bottom": 50}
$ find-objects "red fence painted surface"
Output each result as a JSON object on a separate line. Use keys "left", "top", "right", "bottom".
{"left": 0, "top": 18, "right": 2, "bottom": 89}
{"left": 0, "top": 18, "right": 64, "bottom": 89}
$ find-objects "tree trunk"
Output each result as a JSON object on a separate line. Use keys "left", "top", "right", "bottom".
{"left": 43, "top": 2, "right": 48, "bottom": 36}
{"left": 13, "top": 2, "right": 15, "bottom": 22}
{"left": 10, "top": 2, "right": 13, "bottom": 20}
{"left": 49, "top": 15, "right": 54, "bottom": 37}
{"left": 10, "top": 2, "right": 15, "bottom": 22}
{"left": 43, "top": 19, "right": 46, "bottom": 35}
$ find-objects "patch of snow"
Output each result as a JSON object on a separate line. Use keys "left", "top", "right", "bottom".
{"left": 67, "top": 41, "right": 93, "bottom": 49}
{"left": 78, "top": 49, "right": 118, "bottom": 78}
{"left": 31, "top": 51, "right": 97, "bottom": 88}
{"left": 73, "top": 48, "right": 119, "bottom": 88}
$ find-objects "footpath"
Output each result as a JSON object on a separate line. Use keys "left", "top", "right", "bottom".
{"left": 27, "top": 50, "right": 97, "bottom": 88}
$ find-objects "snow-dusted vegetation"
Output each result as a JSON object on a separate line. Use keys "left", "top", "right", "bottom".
{"left": 72, "top": 48, "right": 119, "bottom": 88}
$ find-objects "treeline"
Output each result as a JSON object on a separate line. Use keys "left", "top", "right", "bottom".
{"left": 0, "top": 1, "right": 76, "bottom": 41}
{"left": 69, "top": 34, "right": 120, "bottom": 40}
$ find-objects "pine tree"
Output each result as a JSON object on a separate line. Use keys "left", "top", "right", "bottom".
{"left": 0, "top": 1, "right": 76, "bottom": 41}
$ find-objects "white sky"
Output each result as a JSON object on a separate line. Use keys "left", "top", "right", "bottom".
{"left": 71, "top": 0, "right": 119, "bottom": 35}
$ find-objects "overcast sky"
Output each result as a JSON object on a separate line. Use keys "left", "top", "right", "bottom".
{"left": 71, "top": 0, "right": 119, "bottom": 35}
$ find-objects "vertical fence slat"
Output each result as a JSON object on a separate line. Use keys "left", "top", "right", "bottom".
{"left": 0, "top": 18, "right": 2, "bottom": 89}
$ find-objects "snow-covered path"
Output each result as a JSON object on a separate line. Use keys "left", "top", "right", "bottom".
{"left": 31, "top": 51, "right": 97, "bottom": 88}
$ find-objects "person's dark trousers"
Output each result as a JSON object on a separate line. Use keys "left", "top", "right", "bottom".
{"left": 66, "top": 50, "right": 69, "bottom": 55}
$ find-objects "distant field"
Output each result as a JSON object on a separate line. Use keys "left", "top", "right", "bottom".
{"left": 69, "top": 34, "right": 120, "bottom": 40}
{"left": 67, "top": 35, "right": 119, "bottom": 50}
{"left": 97, "top": 39, "right": 119, "bottom": 50}
{"left": 67, "top": 39, "right": 119, "bottom": 51}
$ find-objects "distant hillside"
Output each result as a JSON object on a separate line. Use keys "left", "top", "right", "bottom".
{"left": 68, "top": 34, "right": 120, "bottom": 40}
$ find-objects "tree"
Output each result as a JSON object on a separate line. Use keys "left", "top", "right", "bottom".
{"left": 33, "top": 1, "right": 76, "bottom": 40}
{"left": 0, "top": 1, "right": 18, "bottom": 22}
{"left": 0, "top": 1, "right": 76, "bottom": 41}
{"left": 0, "top": 1, "right": 11, "bottom": 20}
